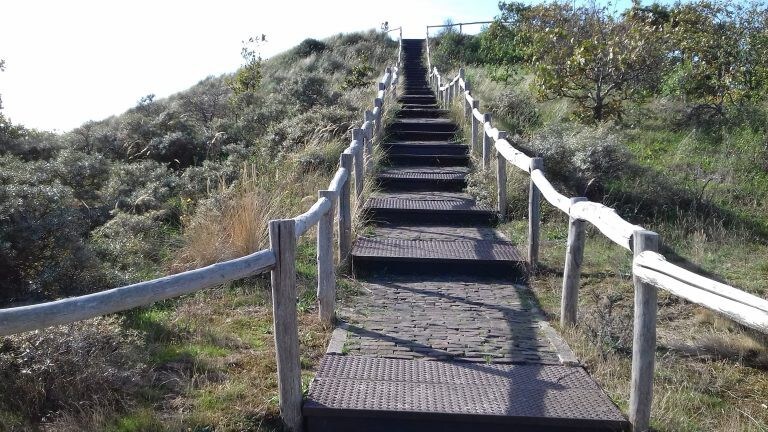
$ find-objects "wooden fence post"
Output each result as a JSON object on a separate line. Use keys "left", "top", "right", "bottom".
{"left": 463, "top": 81, "right": 472, "bottom": 123}
{"left": 352, "top": 132, "right": 364, "bottom": 199}
{"left": 470, "top": 100, "right": 479, "bottom": 152}
{"left": 317, "top": 190, "right": 336, "bottom": 325}
{"left": 268, "top": 219, "right": 302, "bottom": 432}
{"left": 338, "top": 153, "right": 353, "bottom": 264}
{"left": 373, "top": 100, "right": 383, "bottom": 137}
{"left": 528, "top": 157, "right": 544, "bottom": 270}
{"left": 496, "top": 131, "right": 508, "bottom": 221}
{"left": 561, "top": 197, "right": 588, "bottom": 327}
{"left": 630, "top": 230, "right": 660, "bottom": 432}
{"left": 354, "top": 126, "right": 368, "bottom": 175}
{"left": 482, "top": 113, "right": 492, "bottom": 170}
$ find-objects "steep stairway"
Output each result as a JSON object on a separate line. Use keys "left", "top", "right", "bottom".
{"left": 303, "top": 38, "right": 629, "bottom": 432}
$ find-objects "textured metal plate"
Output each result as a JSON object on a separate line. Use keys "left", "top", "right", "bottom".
{"left": 372, "top": 225, "right": 507, "bottom": 241}
{"left": 378, "top": 167, "right": 469, "bottom": 180}
{"left": 352, "top": 238, "right": 524, "bottom": 262}
{"left": 366, "top": 197, "right": 493, "bottom": 213}
{"left": 305, "top": 355, "right": 627, "bottom": 424}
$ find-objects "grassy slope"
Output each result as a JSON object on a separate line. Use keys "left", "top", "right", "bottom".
{"left": 0, "top": 32, "right": 393, "bottom": 432}
{"left": 459, "top": 65, "right": 768, "bottom": 431}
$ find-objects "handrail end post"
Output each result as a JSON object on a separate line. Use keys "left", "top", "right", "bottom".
{"left": 268, "top": 219, "right": 302, "bottom": 431}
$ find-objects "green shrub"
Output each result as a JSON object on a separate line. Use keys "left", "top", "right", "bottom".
{"left": 527, "top": 123, "right": 631, "bottom": 195}
{"left": 0, "top": 317, "right": 146, "bottom": 427}
{"left": 485, "top": 88, "right": 540, "bottom": 135}
{"left": 293, "top": 38, "right": 328, "bottom": 58}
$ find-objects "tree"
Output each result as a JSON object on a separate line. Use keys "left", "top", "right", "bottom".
{"left": 521, "top": 2, "right": 668, "bottom": 121}
{"left": 665, "top": 1, "right": 768, "bottom": 117}
{"left": 229, "top": 35, "right": 265, "bottom": 109}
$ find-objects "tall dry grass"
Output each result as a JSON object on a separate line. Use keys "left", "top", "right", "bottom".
{"left": 173, "top": 162, "right": 326, "bottom": 271}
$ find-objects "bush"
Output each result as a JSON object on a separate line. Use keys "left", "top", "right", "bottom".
{"left": 431, "top": 31, "right": 482, "bottom": 72}
{"left": 293, "top": 38, "right": 328, "bottom": 58}
{"left": 0, "top": 318, "right": 145, "bottom": 428}
{"left": 527, "top": 123, "right": 631, "bottom": 195}
{"left": 485, "top": 88, "right": 540, "bottom": 135}
{"left": 0, "top": 156, "right": 104, "bottom": 302}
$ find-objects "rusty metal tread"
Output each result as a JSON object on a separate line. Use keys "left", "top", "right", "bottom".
{"left": 305, "top": 355, "right": 627, "bottom": 425}
{"left": 352, "top": 237, "right": 524, "bottom": 262}
{"left": 377, "top": 167, "right": 469, "bottom": 181}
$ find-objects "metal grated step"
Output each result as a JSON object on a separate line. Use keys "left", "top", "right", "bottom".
{"left": 352, "top": 237, "right": 523, "bottom": 261}
{"left": 304, "top": 355, "right": 629, "bottom": 431}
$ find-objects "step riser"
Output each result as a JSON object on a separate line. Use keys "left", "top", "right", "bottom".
{"left": 400, "top": 104, "right": 439, "bottom": 110}
{"left": 364, "top": 209, "right": 496, "bottom": 226}
{"left": 377, "top": 177, "right": 466, "bottom": 192}
{"left": 305, "top": 416, "right": 624, "bottom": 432}
{"left": 389, "top": 130, "right": 458, "bottom": 141}
{"left": 380, "top": 144, "right": 468, "bottom": 155}
{"left": 399, "top": 97, "right": 437, "bottom": 104}
{"left": 352, "top": 257, "right": 526, "bottom": 279}
{"left": 395, "top": 110, "right": 448, "bottom": 119}
{"left": 386, "top": 155, "right": 469, "bottom": 167}
{"left": 389, "top": 124, "right": 457, "bottom": 133}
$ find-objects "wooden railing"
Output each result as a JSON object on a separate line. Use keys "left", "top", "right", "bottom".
{"left": 428, "top": 45, "right": 768, "bottom": 431}
{"left": 0, "top": 34, "right": 402, "bottom": 432}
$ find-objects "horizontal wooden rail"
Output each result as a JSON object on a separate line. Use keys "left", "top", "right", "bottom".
{"left": 570, "top": 201, "right": 642, "bottom": 251}
{"left": 294, "top": 197, "right": 333, "bottom": 238}
{"left": 0, "top": 249, "right": 276, "bottom": 336}
{"left": 634, "top": 252, "right": 768, "bottom": 332}
{"left": 530, "top": 169, "right": 570, "bottom": 213}
{"left": 327, "top": 167, "right": 349, "bottom": 193}
{"left": 494, "top": 139, "right": 531, "bottom": 171}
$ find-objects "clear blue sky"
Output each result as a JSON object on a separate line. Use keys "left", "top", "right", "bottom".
{"left": 1, "top": 0, "right": 639, "bottom": 132}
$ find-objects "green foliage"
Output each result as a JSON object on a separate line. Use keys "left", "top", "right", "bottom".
{"left": 664, "top": 1, "right": 768, "bottom": 118}
{"left": 431, "top": 28, "right": 482, "bottom": 72}
{"left": 293, "top": 38, "right": 328, "bottom": 58}
{"left": 523, "top": 2, "right": 668, "bottom": 121}
{"left": 484, "top": 86, "right": 540, "bottom": 135}
{"left": 527, "top": 122, "right": 631, "bottom": 195}
{"left": 228, "top": 36, "right": 264, "bottom": 107}
{"left": 342, "top": 57, "right": 375, "bottom": 90}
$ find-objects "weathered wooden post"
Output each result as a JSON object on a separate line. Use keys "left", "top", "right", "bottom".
{"left": 561, "top": 197, "right": 588, "bottom": 327}
{"left": 496, "top": 131, "right": 508, "bottom": 221}
{"left": 470, "top": 100, "right": 479, "bottom": 152}
{"left": 630, "top": 230, "right": 660, "bottom": 432}
{"left": 482, "top": 113, "right": 492, "bottom": 170}
{"left": 317, "top": 190, "right": 336, "bottom": 325}
{"left": 268, "top": 219, "right": 302, "bottom": 432}
{"left": 352, "top": 138, "right": 364, "bottom": 199}
{"left": 374, "top": 98, "right": 383, "bottom": 137}
{"left": 528, "top": 157, "right": 544, "bottom": 270}
{"left": 338, "top": 153, "right": 353, "bottom": 263}
{"left": 353, "top": 127, "right": 366, "bottom": 177}
{"left": 463, "top": 81, "right": 472, "bottom": 122}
